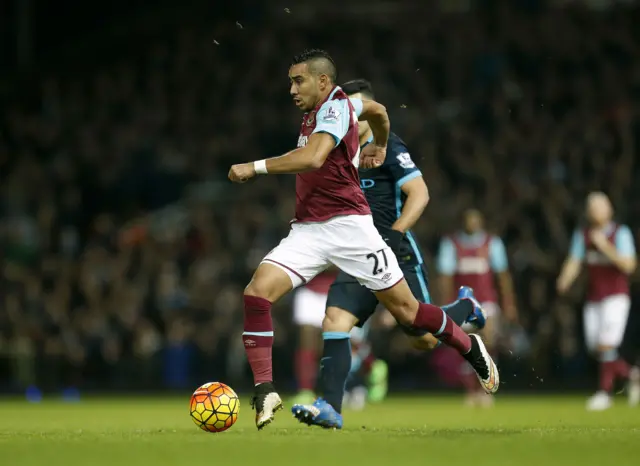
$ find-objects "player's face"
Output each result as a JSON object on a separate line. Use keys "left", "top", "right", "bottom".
{"left": 464, "top": 210, "right": 483, "bottom": 233}
{"left": 587, "top": 197, "right": 612, "bottom": 226}
{"left": 289, "top": 63, "right": 328, "bottom": 112}
{"left": 348, "top": 92, "right": 370, "bottom": 137}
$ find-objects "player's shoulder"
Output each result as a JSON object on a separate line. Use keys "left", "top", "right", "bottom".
{"left": 616, "top": 223, "right": 632, "bottom": 233}
{"left": 317, "top": 94, "right": 350, "bottom": 121}
{"left": 385, "top": 132, "right": 415, "bottom": 168}
{"left": 615, "top": 224, "right": 635, "bottom": 241}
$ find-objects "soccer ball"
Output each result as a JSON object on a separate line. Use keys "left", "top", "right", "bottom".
{"left": 190, "top": 382, "right": 240, "bottom": 432}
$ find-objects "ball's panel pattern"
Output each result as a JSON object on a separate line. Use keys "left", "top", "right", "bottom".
{"left": 189, "top": 382, "right": 240, "bottom": 433}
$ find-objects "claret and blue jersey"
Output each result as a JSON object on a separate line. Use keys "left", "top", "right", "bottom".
{"left": 568, "top": 224, "right": 636, "bottom": 261}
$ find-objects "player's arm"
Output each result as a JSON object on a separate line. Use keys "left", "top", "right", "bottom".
{"left": 436, "top": 238, "right": 457, "bottom": 303}
{"left": 489, "top": 237, "right": 517, "bottom": 322}
{"left": 262, "top": 132, "right": 336, "bottom": 173}
{"left": 556, "top": 230, "right": 584, "bottom": 294}
{"left": 355, "top": 99, "right": 390, "bottom": 148}
{"left": 591, "top": 225, "right": 637, "bottom": 274}
{"left": 228, "top": 100, "right": 352, "bottom": 181}
{"left": 392, "top": 176, "right": 430, "bottom": 234}
{"left": 350, "top": 97, "right": 389, "bottom": 168}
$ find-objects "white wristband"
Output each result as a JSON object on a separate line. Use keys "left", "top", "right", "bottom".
{"left": 254, "top": 160, "right": 268, "bottom": 174}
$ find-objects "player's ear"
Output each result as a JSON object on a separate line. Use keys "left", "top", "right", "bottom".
{"left": 319, "top": 74, "right": 330, "bottom": 90}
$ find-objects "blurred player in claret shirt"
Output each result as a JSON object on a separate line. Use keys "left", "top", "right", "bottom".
{"left": 229, "top": 49, "right": 498, "bottom": 431}
{"left": 291, "top": 270, "right": 338, "bottom": 405}
{"left": 437, "top": 209, "right": 517, "bottom": 407}
{"left": 557, "top": 192, "right": 640, "bottom": 411}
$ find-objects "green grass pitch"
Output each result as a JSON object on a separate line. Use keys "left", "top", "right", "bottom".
{"left": 0, "top": 395, "right": 638, "bottom": 466}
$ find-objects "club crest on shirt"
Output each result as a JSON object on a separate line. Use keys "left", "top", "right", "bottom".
{"left": 323, "top": 106, "right": 340, "bottom": 122}
{"left": 306, "top": 112, "right": 315, "bottom": 126}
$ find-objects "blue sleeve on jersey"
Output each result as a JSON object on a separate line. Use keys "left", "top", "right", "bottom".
{"left": 489, "top": 237, "right": 508, "bottom": 273}
{"left": 387, "top": 141, "right": 422, "bottom": 186}
{"left": 437, "top": 238, "right": 457, "bottom": 275}
{"left": 349, "top": 97, "right": 363, "bottom": 118}
{"left": 569, "top": 230, "right": 585, "bottom": 260}
{"left": 312, "top": 99, "right": 351, "bottom": 146}
{"left": 615, "top": 225, "right": 636, "bottom": 257}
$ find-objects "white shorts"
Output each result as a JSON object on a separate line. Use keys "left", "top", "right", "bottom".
{"left": 263, "top": 214, "right": 403, "bottom": 291}
{"left": 583, "top": 294, "right": 631, "bottom": 350}
{"left": 293, "top": 287, "right": 328, "bottom": 328}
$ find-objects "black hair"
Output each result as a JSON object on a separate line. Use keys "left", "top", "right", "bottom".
{"left": 291, "top": 49, "right": 337, "bottom": 82}
{"left": 341, "top": 79, "right": 375, "bottom": 99}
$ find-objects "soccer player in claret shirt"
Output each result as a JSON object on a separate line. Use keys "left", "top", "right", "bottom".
{"left": 557, "top": 192, "right": 640, "bottom": 411}
{"left": 228, "top": 49, "right": 498, "bottom": 430}
{"left": 437, "top": 209, "right": 517, "bottom": 407}
{"left": 290, "top": 79, "right": 488, "bottom": 427}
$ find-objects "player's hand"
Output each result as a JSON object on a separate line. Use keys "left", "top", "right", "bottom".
{"left": 228, "top": 163, "right": 256, "bottom": 183}
{"left": 589, "top": 230, "right": 610, "bottom": 251}
{"left": 360, "top": 144, "right": 386, "bottom": 169}
{"left": 382, "top": 228, "right": 404, "bottom": 255}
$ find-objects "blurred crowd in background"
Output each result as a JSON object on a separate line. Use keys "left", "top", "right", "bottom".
{"left": 1, "top": 0, "right": 640, "bottom": 393}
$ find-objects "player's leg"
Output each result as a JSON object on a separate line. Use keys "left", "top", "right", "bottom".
{"left": 292, "top": 287, "right": 326, "bottom": 404}
{"left": 244, "top": 225, "right": 328, "bottom": 429}
{"left": 292, "top": 272, "right": 378, "bottom": 428}
{"left": 458, "top": 302, "right": 499, "bottom": 407}
{"left": 588, "top": 295, "right": 633, "bottom": 411}
{"left": 332, "top": 215, "right": 498, "bottom": 394}
{"left": 408, "top": 285, "right": 485, "bottom": 350}
{"left": 291, "top": 306, "right": 359, "bottom": 429}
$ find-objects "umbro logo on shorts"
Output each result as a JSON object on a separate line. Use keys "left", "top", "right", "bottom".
{"left": 381, "top": 273, "right": 392, "bottom": 282}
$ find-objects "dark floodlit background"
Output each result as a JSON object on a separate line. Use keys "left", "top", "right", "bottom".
{"left": 1, "top": 0, "right": 639, "bottom": 395}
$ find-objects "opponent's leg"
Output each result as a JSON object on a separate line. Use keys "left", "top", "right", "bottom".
{"left": 292, "top": 306, "right": 358, "bottom": 429}
{"left": 243, "top": 263, "right": 293, "bottom": 428}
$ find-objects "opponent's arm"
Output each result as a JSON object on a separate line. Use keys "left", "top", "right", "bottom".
{"left": 391, "top": 177, "right": 429, "bottom": 234}
{"left": 556, "top": 230, "right": 584, "bottom": 294}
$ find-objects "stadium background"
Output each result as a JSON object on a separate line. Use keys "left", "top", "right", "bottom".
{"left": 1, "top": 0, "right": 640, "bottom": 396}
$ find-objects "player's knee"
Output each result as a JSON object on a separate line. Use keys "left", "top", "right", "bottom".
{"left": 323, "top": 307, "right": 357, "bottom": 333}
{"left": 385, "top": 301, "right": 417, "bottom": 327}
{"left": 375, "top": 282, "right": 419, "bottom": 327}
{"left": 244, "top": 264, "right": 293, "bottom": 302}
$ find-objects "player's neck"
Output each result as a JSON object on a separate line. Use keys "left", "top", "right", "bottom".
{"left": 313, "top": 87, "right": 334, "bottom": 109}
